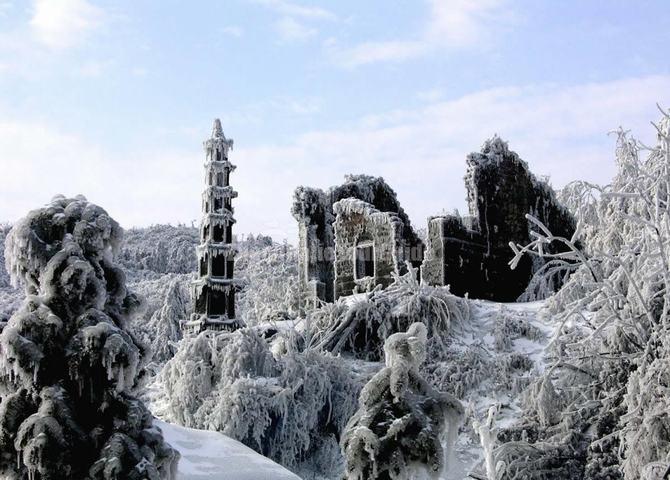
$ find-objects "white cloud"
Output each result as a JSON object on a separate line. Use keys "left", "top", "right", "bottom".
{"left": 426, "top": 0, "right": 507, "bottom": 47}
{"left": 0, "top": 1, "right": 13, "bottom": 18}
{"left": 131, "top": 66, "right": 148, "bottom": 77}
{"left": 274, "top": 16, "right": 316, "bottom": 42}
{"left": 221, "top": 25, "right": 244, "bottom": 37}
{"left": 30, "top": 0, "right": 105, "bottom": 50}
{"left": 251, "top": 0, "right": 336, "bottom": 20}
{"left": 1, "top": 76, "right": 669, "bottom": 243}
{"left": 331, "top": 0, "right": 509, "bottom": 67}
{"left": 252, "top": 0, "right": 335, "bottom": 43}
{"left": 0, "top": 117, "right": 202, "bottom": 229}
{"left": 75, "top": 58, "right": 112, "bottom": 77}
{"left": 232, "top": 75, "right": 670, "bottom": 240}
{"left": 415, "top": 88, "right": 445, "bottom": 102}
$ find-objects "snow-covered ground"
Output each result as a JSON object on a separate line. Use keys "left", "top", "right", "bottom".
{"left": 441, "top": 299, "right": 552, "bottom": 479}
{"left": 147, "top": 295, "right": 554, "bottom": 480}
{"left": 156, "top": 419, "right": 301, "bottom": 480}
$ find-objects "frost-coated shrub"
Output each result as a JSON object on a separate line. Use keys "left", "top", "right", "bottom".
{"left": 235, "top": 240, "right": 301, "bottom": 325}
{"left": 159, "top": 328, "right": 363, "bottom": 474}
{"left": 341, "top": 323, "right": 464, "bottom": 480}
{"left": 309, "top": 267, "right": 469, "bottom": 361}
{"left": 140, "top": 277, "right": 189, "bottom": 365}
{"left": 0, "top": 223, "right": 12, "bottom": 289}
{"left": 0, "top": 195, "right": 178, "bottom": 480}
{"left": 499, "top": 109, "right": 670, "bottom": 478}
{"left": 0, "top": 224, "right": 21, "bottom": 325}
{"left": 116, "top": 224, "right": 198, "bottom": 279}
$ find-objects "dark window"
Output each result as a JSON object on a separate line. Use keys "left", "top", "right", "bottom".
{"left": 224, "top": 198, "right": 231, "bottom": 210}
{"left": 225, "top": 224, "right": 232, "bottom": 243}
{"left": 213, "top": 224, "right": 224, "bottom": 242}
{"left": 227, "top": 292, "right": 235, "bottom": 318}
{"left": 212, "top": 255, "right": 225, "bottom": 277}
{"left": 216, "top": 150, "right": 221, "bottom": 161}
{"left": 214, "top": 198, "right": 222, "bottom": 212}
{"left": 355, "top": 243, "right": 374, "bottom": 279}
{"left": 208, "top": 290, "right": 226, "bottom": 315}
{"left": 209, "top": 171, "right": 213, "bottom": 185}
{"left": 203, "top": 225, "right": 210, "bottom": 242}
{"left": 226, "top": 259, "right": 234, "bottom": 279}
{"left": 216, "top": 172, "right": 223, "bottom": 186}
{"left": 225, "top": 170, "right": 230, "bottom": 185}
{"left": 200, "top": 255, "right": 208, "bottom": 276}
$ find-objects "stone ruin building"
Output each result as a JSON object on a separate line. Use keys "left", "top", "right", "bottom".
{"left": 291, "top": 175, "right": 424, "bottom": 304}
{"left": 184, "top": 119, "right": 243, "bottom": 334}
{"left": 421, "top": 136, "right": 575, "bottom": 301}
{"left": 293, "top": 138, "right": 575, "bottom": 304}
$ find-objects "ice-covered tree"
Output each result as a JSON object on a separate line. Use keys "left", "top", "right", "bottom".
{"left": 116, "top": 224, "right": 198, "bottom": 280}
{"left": 341, "top": 322, "right": 463, "bottom": 480}
{"left": 0, "top": 195, "right": 178, "bottom": 479}
{"left": 498, "top": 109, "right": 670, "bottom": 478}
{"left": 159, "top": 327, "right": 362, "bottom": 476}
{"left": 143, "top": 277, "right": 188, "bottom": 365}
{"left": 235, "top": 239, "right": 301, "bottom": 325}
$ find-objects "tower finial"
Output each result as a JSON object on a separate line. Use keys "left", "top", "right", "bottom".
{"left": 212, "top": 118, "right": 223, "bottom": 138}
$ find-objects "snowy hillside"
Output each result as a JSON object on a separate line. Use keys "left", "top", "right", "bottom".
{"left": 441, "top": 299, "right": 550, "bottom": 479}
{"left": 156, "top": 420, "right": 300, "bottom": 480}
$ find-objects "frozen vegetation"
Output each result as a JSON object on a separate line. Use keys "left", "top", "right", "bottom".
{"left": 342, "top": 322, "right": 463, "bottom": 480}
{"left": 4, "top": 111, "right": 670, "bottom": 479}
{"left": 0, "top": 196, "right": 178, "bottom": 479}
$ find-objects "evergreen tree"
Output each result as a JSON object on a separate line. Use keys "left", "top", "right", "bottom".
{"left": 0, "top": 195, "right": 178, "bottom": 479}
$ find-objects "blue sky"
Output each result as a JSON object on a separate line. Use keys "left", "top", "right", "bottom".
{"left": 1, "top": 0, "right": 670, "bottom": 241}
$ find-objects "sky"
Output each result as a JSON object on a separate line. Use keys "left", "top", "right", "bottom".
{"left": 1, "top": 0, "right": 670, "bottom": 242}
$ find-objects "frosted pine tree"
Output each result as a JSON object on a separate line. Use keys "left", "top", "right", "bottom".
{"left": 144, "top": 278, "right": 187, "bottom": 364}
{"left": 0, "top": 195, "right": 178, "bottom": 479}
{"left": 341, "top": 322, "right": 463, "bottom": 480}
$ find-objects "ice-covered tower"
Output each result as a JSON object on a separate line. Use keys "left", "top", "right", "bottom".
{"left": 185, "top": 119, "right": 243, "bottom": 334}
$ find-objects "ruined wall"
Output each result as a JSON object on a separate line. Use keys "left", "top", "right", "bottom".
{"left": 293, "top": 187, "right": 335, "bottom": 304}
{"left": 332, "top": 199, "right": 405, "bottom": 298}
{"left": 292, "top": 175, "right": 424, "bottom": 303}
{"left": 423, "top": 137, "right": 576, "bottom": 301}
{"left": 422, "top": 215, "right": 490, "bottom": 298}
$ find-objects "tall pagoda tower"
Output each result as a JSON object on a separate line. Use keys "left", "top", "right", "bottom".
{"left": 186, "top": 119, "right": 243, "bottom": 334}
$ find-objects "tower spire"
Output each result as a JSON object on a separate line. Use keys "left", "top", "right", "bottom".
{"left": 212, "top": 118, "right": 223, "bottom": 138}
{"left": 184, "top": 119, "right": 243, "bottom": 334}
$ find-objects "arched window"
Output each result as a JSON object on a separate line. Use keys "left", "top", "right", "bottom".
{"left": 217, "top": 172, "right": 224, "bottom": 186}
{"left": 216, "top": 150, "right": 221, "bottom": 161}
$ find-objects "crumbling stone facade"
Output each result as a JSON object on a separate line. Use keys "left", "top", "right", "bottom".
{"left": 332, "top": 198, "right": 414, "bottom": 297}
{"left": 292, "top": 175, "right": 424, "bottom": 303}
{"left": 422, "top": 136, "right": 576, "bottom": 301}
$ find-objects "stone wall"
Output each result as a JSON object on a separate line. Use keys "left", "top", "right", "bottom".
{"left": 422, "top": 137, "right": 576, "bottom": 301}
{"left": 332, "top": 199, "right": 405, "bottom": 298}
{"left": 292, "top": 175, "right": 424, "bottom": 304}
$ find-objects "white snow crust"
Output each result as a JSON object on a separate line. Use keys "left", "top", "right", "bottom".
{"left": 156, "top": 419, "right": 301, "bottom": 480}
